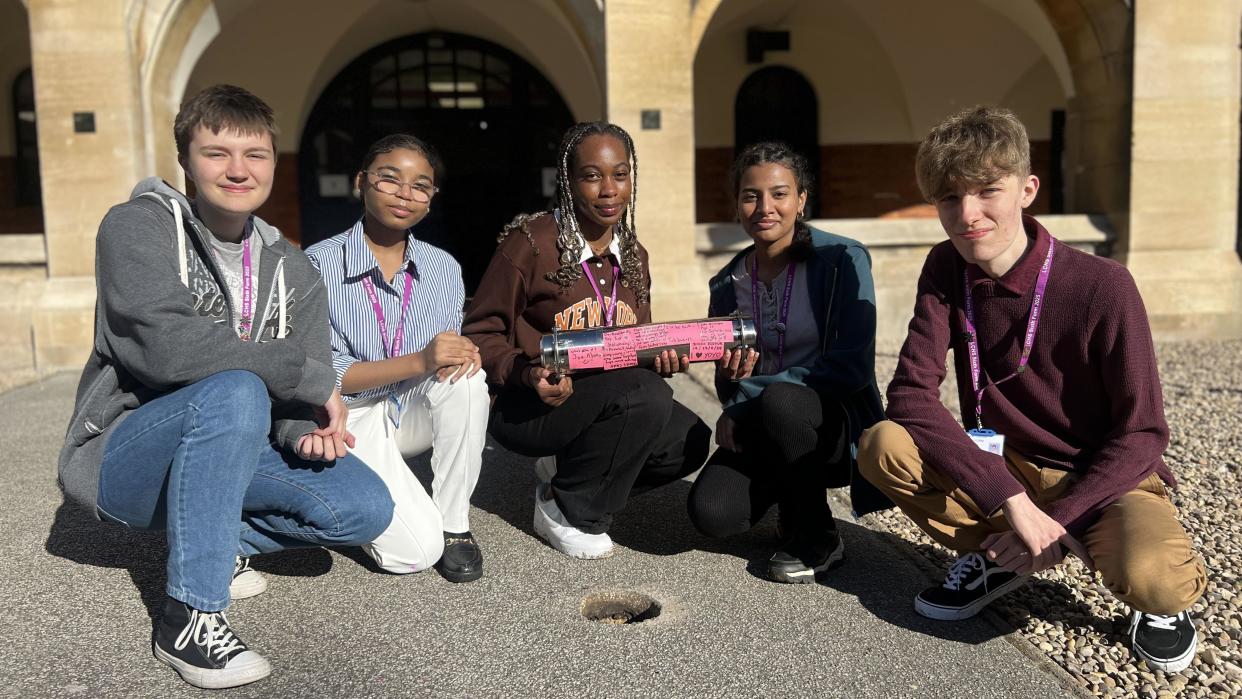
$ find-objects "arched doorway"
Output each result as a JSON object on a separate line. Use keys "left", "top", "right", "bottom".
{"left": 299, "top": 32, "right": 574, "bottom": 291}
{"left": 734, "top": 66, "right": 819, "bottom": 217}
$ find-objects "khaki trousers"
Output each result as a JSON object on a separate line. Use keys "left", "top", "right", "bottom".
{"left": 858, "top": 420, "right": 1206, "bottom": 615}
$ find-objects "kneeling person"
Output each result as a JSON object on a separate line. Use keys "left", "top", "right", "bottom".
{"left": 858, "top": 106, "right": 1207, "bottom": 672}
{"left": 306, "top": 134, "right": 488, "bottom": 582}
{"left": 58, "top": 85, "right": 394, "bottom": 689}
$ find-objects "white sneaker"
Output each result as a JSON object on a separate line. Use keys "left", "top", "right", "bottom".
{"left": 534, "top": 456, "right": 556, "bottom": 484}
{"left": 532, "top": 483, "right": 613, "bottom": 559}
{"left": 229, "top": 557, "right": 267, "bottom": 600}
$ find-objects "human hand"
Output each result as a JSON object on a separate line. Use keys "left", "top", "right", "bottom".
{"left": 304, "top": 388, "right": 356, "bottom": 461}
{"left": 527, "top": 366, "right": 574, "bottom": 407}
{"left": 988, "top": 492, "right": 1072, "bottom": 573}
{"left": 421, "top": 331, "right": 478, "bottom": 372}
{"left": 436, "top": 345, "right": 482, "bottom": 384}
{"left": 715, "top": 412, "right": 740, "bottom": 452}
{"left": 717, "top": 348, "right": 759, "bottom": 381}
{"left": 652, "top": 349, "right": 689, "bottom": 377}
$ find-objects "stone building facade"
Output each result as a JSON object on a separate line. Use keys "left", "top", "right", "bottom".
{"left": 2, "top": 0, "right": 1240, "bottom": 386}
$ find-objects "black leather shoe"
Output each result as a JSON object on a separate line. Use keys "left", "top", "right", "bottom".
{"left": 437, "top": 532, "right": 483, "bottom": 583}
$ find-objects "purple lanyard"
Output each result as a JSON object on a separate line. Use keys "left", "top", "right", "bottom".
{"left": 962, "top": 238, "right": 1056, "bottom": 430}
{"left": 750, "top": 255, "right": 797, "bottom": 371}
{"left": 237, "top": 234, "right": 254, "bottom": 341}
{"left": 581, "top": 259, "right": 620, "bottom": 327}
{"left": 361, "top": 268, "right": 416, "bottom": 358}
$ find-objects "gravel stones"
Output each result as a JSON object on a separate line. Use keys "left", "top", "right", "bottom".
{"left": 864, "top": 339, "right": 1242, "bottom": 698}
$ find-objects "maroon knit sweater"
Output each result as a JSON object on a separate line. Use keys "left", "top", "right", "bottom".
{"left": 886, "top": 215, "right": 1172, "bottom": 534}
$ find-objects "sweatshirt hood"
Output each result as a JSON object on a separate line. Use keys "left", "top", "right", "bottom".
{"left": 128, "top": 176, "right": 283, "bottom": 247}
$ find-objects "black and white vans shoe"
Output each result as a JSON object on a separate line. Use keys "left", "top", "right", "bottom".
{"left": 153, "top": 597, "right": 271, "bottom": 689}
{"left": 915, "top": 551, "right": 1030, "bottom": 620}
{"left": 1129, "top": 610, "right": 1197, "bottom": 672}
{"left": 229, "top": 556, "right": 268, "bottom": 600}
{"left": 767, "top": 530, "right": 846, "bottom": 584}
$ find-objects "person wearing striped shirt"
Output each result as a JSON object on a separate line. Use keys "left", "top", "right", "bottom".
{"left": 306, "top": 134, "right": 488, "bottom": 583}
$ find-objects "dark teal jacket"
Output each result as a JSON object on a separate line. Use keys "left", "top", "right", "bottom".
{"left": 707, "top": 228, "right": 891, "bottom": 516}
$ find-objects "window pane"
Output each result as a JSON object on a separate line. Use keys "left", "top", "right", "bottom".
{"left": 371, "top": 55, "right": 398, "bottom": 108}
{"left": 428, "top": 64, "right": 454, "bottom": 107}
{"left": 398, "top": 66, "right": 427, "bottom": 108}
{"left": 457, "top": 49, "right": 482, "bottom": 70}
{"left": 398, "top": 49, "right": 423, "bottom": 71}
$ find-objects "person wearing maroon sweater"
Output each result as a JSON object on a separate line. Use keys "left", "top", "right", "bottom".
{"left": 463, "top": 121, "right": 710, "bottom": 560}
{"left": 857, "top": 106, "right": 1206, "bottom": 672}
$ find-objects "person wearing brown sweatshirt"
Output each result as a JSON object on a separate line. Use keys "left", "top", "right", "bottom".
{"left": 857, "top": 106, "right": 1206, "bottom": 672}
{"left": 462, "top": 121, "right": 710, "bottom": 559}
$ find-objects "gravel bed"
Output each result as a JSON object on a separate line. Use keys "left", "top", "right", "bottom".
{"left": 862, "top": 339, "right": 1242, "bottom": 699}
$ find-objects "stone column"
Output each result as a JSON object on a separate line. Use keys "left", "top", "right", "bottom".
{"left": 603, "top": 0, "right": 706, "bottom": 322}
{"left": 29, "top": 0, "right": 146, "bottom": 279}
{"left": 21, "top": 0, "right": 144, "bottom": 372}
{"left": 1044, "top": 0, "right": 1133, "bottom": 235}
{"left": 1126, "top": 0, "right": 1242, "bottom": 338}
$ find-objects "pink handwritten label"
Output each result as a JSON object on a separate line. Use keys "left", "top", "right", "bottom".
{"left": 602, "top": 327, "right": 640, "bottom": 370}
{"left": 689, "top": 343, "right": 725, "bottom": 361}
{"left": 567, "top": 345, "right": 604, "bottom": 370}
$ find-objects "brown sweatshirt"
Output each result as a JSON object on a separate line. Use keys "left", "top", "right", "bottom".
{"left": 463, "top": 212, "right": 651, "bottom": 391}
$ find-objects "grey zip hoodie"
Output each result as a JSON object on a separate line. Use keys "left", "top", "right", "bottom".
{"left": 58, "top": 178, "right": 336, "bottom": 515}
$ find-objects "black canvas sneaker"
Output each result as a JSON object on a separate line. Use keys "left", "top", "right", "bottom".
{"left": 437, "top": 532, "right": 484, "bottom": 583}
{"left": 767, "top": 529, "right": 846, "bottom": 584}
{"left": 1129, "top": 610, "right": 1197, "bottom": 672}
{"left": 229, "top": 556, "right": 268, "bottom": 600}
{"left": 915, "top": 551, "right": 1030, "bottom": 620}
{"left": 153, "top": 597, "right": 271, "bottom": 689}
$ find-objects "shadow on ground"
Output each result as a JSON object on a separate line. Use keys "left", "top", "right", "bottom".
{"left": 44, "top": 501, "right": 338, "bottom": 620}
{"left": 42, "top": 436, "right": 1092, "bottom": 650}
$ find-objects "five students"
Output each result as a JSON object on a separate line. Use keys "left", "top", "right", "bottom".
{"left": 58, "top": 83, "right": 1206, "bottom": 688}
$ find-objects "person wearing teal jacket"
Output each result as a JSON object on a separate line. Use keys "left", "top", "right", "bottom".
{"left": 688, "top": 142, "right": 889, "bottom": 583}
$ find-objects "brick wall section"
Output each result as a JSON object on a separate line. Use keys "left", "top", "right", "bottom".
{"left": 696, "top": 141, "right": 1053, "bottom": 222}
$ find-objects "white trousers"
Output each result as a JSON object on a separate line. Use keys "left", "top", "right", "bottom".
{"left": 346, "top": 370, "right": 488, "bottom": 574}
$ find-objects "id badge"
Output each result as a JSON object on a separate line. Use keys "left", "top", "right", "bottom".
{"left": 967, "top": 428, "right": 1005, "bottom": 455}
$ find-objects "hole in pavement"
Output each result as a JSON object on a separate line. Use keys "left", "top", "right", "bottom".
{"left": 580, "top": 591, "right": 661, "bottom": 625}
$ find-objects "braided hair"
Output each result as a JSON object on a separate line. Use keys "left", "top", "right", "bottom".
{"left": 729, "top": 142, "right": 815, "bottom": 261}
{"left": 497, "top": 121, "right": 647, "bottom": 304}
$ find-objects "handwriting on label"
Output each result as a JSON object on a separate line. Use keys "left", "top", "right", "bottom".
{"left": 689, "top": 343, "right": 725, "bottom": 361}
{"left": 592, "top": 321, "right": 736, "bottom": 369}
{"left": 567, "top": 345, "right": 604, "bottom": 370}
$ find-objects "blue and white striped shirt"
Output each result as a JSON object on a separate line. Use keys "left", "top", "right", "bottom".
{"left": 306, "top": 220, "right": 465, "bottom": 403}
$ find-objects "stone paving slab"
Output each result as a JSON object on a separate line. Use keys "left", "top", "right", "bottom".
{"left": 1, "top": 373, "right": 1075, "bottom": 698}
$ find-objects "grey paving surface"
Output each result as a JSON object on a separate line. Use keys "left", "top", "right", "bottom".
{"left": 1, "top": 372, "right": 1074, "bottom": 698}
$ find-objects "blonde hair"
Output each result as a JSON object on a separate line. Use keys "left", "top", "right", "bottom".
{"left": 915, "top": 106, "right": 1030, "bottom": 202}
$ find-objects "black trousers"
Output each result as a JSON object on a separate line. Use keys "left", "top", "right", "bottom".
{"left": 489, "top": 368, "right": 711, "bottom": 534}
{"left": 687, "top": 382, "right": 846, "bottom": 539}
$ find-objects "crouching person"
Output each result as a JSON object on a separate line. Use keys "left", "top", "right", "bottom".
{"left": 858, "top": 106, "right": 1207, "bottom": 672}
{"left": 57, "top": 85, "right": 393, "bottom": 689}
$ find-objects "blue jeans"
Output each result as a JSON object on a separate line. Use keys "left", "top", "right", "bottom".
{"left": 97, "top": 370, "right": 394, "bottom": 611}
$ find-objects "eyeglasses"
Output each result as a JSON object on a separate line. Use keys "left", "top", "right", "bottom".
{"left": 363, "top": 171, "right": 439, "bottom": 203}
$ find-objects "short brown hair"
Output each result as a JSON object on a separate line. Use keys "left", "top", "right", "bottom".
{"left": 174, "top": 85, "right": 278, "bottom": 160}
{"left": 915, "top": 106, "right": 1029, "bottom": 202}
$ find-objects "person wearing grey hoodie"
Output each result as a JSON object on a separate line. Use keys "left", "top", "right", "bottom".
{"left": 58, "top": 85, "right": 393, "bottom": 689}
